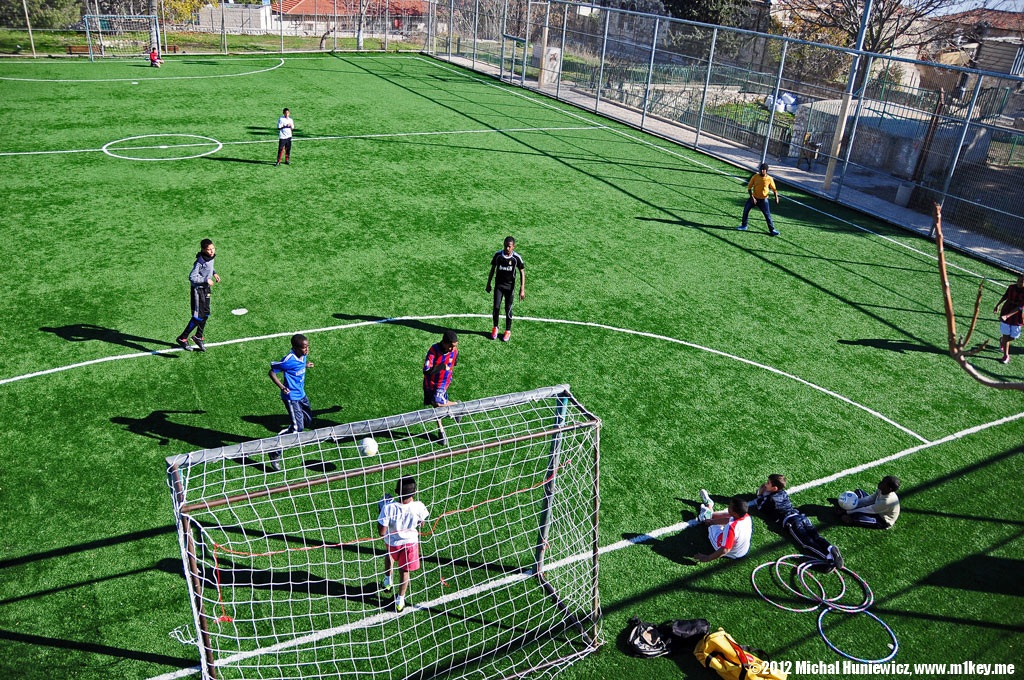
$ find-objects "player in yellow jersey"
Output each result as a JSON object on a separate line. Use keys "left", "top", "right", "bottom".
{"left": 737, "top": 163, "right": 781, "bottom": 236}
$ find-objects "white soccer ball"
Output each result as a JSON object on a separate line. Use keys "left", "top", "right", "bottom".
{"left": 838, "top": 491, "right": 859, "bottom": 511}
{"left": 358, "top": 437, "right": 379, "bottom": 457}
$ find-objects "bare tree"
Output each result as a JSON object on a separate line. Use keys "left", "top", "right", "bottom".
{"left": 779, "top": 0, "right": 992, "bottom": 56}
{"left": 933, "top": 203, "right": 1024, "bottom": 390}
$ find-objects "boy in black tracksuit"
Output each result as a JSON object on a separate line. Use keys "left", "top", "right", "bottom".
{"left": 176, "top": 239, "right": 220, "bottom": 352}
{"left": 749, "top": 473, "right": 843, "bottom": 570}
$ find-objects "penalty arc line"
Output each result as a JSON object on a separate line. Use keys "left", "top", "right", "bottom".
{"left": 0, "top": 313, "right": 926, "bottom": 442}
{"left": 146, "top": 407, "right": 1024, "bottom": 680}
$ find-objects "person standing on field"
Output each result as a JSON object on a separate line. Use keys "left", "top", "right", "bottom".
{"left": 486, "top": 236, "right": 526, "bottom": 342}
{"left": 276, "top": 108, "right": 294, "bottom": 166}
{"left": 737, "top": 163, "right": 781, "bottom": 236}
{"left": 423, "top": 330, "right": 459, "bottom": 444}
{"left": 993, "top": 273, "right": 1024, "bottom": 364}
{"left": 175, "top": 239, "right": 220, "bottom": 352}
{"left": 266, "top": 333, "right": 314, "bottom": 471}
{"left": 378, "top": 476, "right": 430, "bottom": 613}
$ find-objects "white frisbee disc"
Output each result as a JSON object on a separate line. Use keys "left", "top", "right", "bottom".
{"left": 231, "top": 308, "right": 248, "bottom": 316}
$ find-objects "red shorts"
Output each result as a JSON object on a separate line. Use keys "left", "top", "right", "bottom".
{"left": 387, "top": 542, "right": 421, "bottom": 572}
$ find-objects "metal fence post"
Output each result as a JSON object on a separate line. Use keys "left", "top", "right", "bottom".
{"left": 446, "top": 0, "right": 454, "bottom": 58}
{"left": 939, "top": 75, "right": 985, "bottom": 207}
{"left": 762, "top": 40, "right": 788, "bottom": 164}
{"left": 556, "top": 3, "right": 567, "bottom": 101}
{"left": 595, "top": 10, "right": 610, "bottom": 112}
{"left": 640, "top": 16, "right": 659, "bottom": 131}
{"left": 835, "top": 55, "right": 874, "bottom": 200}
{"left": 695, "top": 27, "right": 718, "bottom": 150}
{"left": 472, "top": 0, "right": 479, "bottom": 67}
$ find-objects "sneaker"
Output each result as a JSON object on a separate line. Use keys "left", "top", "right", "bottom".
{"left": 381, "top": 577, "right": 393, "bottom": 594}
{"left": 284, "top": 160, "right": 290, "bottom": 165}
{"left": 191, "top": 335, "right": 206, "bottom": 352}
{"left": 768, "top": 228, "right": 780, "bottom": 237}
{"left": 828, "top": 545, "right": 844, "bottom": 571}
{"left": 274, "top": 161, "right": 280, "bottom": 167}
{"left": 268, "top": 452, "right": 282, "bottom": 471}
{"left": 1001, "top": 355, "right": 1011, "bottom": 364}
{"left": 697, "top": 505, "right": 713, "bottom": 522}
{"left": 175, "top": 337, "right": 191, "bottom": 351}
{"left": 490, "top": 326, "right": 499, "bottom": 340}
{"left": 736, "top": 225, "right": 748, "bottom": 231}
{"left": 501, "top": 330, "right": 511, "bottom": 342}
{"left": 395, "top": 595, "right": 405, "bottom": 612}
{"left": 699, "top": 489, "right": 712, "bottom": 506}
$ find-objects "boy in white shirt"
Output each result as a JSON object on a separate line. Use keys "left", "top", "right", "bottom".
{"left": 378, "top": 476, "right": 430, "bottom": 612}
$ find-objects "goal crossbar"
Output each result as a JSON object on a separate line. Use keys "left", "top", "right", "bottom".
{"left": 165, "top": 383, "right": 588, "bottom": 469}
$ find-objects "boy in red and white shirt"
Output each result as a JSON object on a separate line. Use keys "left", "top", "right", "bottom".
{"left": 378, "top": 476, "right": 430, "bottom": 612}
{"left": 695, "top": 496, "right": 752, "bottom": 562}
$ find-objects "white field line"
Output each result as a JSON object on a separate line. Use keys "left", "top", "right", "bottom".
{"left": 0, "top": 59, "right": 285, "bottom": 83}
{"left": 416, "top": 58, "right": 1008, "bottom": 288}
{"left": 0, "top": 313, "right": 924, "bottom": 442}
{"left": 148, "top": 409, "right": 1024, "bottom": 680}
{"left": 0, "top": 126, "right": 602, "bottom": 158}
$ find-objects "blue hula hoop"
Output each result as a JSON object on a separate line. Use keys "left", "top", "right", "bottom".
{"left": 817, "top": 605, "right": 899, "bottom": 664}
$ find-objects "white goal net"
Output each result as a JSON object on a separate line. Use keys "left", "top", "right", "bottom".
{"left": 166, "top": 385, "right": 602, "bottom": 680}
{"left": 83, "top": 15, "right": 159, "bottom": 59}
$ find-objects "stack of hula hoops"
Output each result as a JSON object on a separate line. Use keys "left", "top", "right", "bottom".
{"left": 751, "top": 554, "right": 898, "bottom": 664}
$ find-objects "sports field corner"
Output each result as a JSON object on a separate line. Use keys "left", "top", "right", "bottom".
{"left": 0, "top": 52, "right": 1022, "bottom": 680}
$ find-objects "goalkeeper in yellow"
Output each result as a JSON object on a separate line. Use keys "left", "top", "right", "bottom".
{"left": 737, "top": 163, "right": 781, "bottom": 236}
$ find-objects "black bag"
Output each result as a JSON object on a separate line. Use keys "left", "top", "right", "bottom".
{"left": 625, "top": 617, "right": 670, "bottom": 658}
{"left": 665, "top": 618, "right": 711, "bottom": 650}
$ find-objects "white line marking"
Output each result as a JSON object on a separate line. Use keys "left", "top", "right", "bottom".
{"left": 0, "top": 126, "right": 602, "bottom": 158}
{"left": 148, "top": 409, "right": 1024, "bottom": 680}
{"left": 2, "top": 313, "right": 925, "bottom": 442}
{"left": 0, "top": 58, "right": 285, "bottom": 83}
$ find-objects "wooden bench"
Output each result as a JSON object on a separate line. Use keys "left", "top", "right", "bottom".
{"left": 66, "top": 45, "right": 91, "bottom": 55}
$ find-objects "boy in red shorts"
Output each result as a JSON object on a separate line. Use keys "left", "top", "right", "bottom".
{"left": 378, "top": 476, "right": 430, "bottom": 612}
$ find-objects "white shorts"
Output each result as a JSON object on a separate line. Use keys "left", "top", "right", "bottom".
{"left": 1000, "top": 322, "right": 1022, "bottom": 340}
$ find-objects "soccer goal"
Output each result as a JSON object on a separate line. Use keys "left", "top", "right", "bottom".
{"left": 166, "top": 384, "right": 602, "bottom": 680}
{"left": 83, "top": 15, "right": 159, "bottom": 60}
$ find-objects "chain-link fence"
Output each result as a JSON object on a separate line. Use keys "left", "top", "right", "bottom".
{"left": 428, "top": 0, "right": 1024, "bottom": 272}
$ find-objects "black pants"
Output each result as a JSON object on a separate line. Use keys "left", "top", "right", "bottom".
{"left": 180, "top": 284, "right": 211, "bottom": 339}
{"left": 492, "top": 286, "right": 515, "bottom": 329}
{"left": 783, "top": 513, "right": 836, "bottom": 565}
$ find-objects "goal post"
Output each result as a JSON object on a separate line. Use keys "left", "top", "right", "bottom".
{"left": 166, "top": 385, "right": 602, "bottom": 680}
{"left": 83, "top": 15, "right": 159, "bottom": 60}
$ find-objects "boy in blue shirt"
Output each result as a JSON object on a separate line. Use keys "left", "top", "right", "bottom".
{"left": 267, "top": 334, "right": 313, "bottom": 470}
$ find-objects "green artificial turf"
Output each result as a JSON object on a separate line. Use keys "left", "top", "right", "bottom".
{"left": 0, "top": 53, "right": 1021, "bottom": 679}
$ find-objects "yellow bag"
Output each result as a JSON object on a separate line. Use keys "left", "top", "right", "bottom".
{"left": 693, "top": 628, "right": 788, "bottom": 680}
